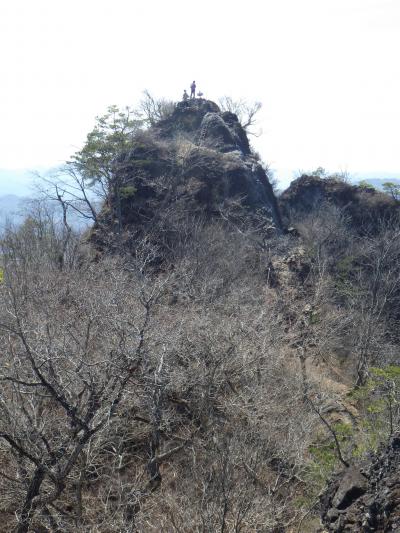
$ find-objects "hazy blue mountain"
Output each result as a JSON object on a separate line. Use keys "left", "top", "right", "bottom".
{"left": 0, "top": 168, "right": 36, "bottom": 196}
{"left": 357, "top": 178, "right": 400, "bottom": 190}
{"left": 0, "top": 194, "right": 93, "bottom": 231}
{"left": 351, "top": 173, "right": 400, "bottom": 189}
{"left": 0, "top": 195, "right": 27, "bottom": 227}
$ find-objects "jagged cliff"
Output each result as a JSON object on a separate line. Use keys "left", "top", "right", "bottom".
{"left": 90, "top": 99, "right": 284, "bottom": 252}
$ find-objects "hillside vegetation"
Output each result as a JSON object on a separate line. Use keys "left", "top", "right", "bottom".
{"left": 0, "top": 97, "right": 399, "bottom": 532}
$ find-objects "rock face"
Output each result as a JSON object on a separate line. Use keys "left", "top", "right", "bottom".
{"left": 280, "top": 175, "right": 398, "bottom": 232}
{"left": 91, "top": 99, "right": 284, "bottom": 252}
{"left": 154, "top": 100, "right": 251, "bottom": 155}
{"left": 321, "top": 434, "right": 400, "bottom": 532}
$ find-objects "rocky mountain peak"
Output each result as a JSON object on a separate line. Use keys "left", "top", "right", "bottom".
{"left": 155, "top": 98, "right": 251, "bottom": 155}
{"left": 91, "top": 98, "right": 284, "bottom": 252}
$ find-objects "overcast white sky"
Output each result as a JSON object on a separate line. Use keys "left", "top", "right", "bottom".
{"left": 1, "top": 0, "right": 399, "bottom": 194}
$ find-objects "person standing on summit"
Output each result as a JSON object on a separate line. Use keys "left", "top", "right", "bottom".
{"left": 190, "top": 81, "right": 196, "bottom": 99}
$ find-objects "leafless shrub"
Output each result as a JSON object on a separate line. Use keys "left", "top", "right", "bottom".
{"left": 219, "top": 96, "right": 262, "bottom": 136}
{"left": 5, "top": 189, "right": 395, "bottom": 530}
{"left": 139, "top": 90, "right": 175, "bottom": 126}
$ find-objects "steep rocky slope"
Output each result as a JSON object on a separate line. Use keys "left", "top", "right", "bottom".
{"left": 90, "top": 99, "right": 284, "bottom": 252}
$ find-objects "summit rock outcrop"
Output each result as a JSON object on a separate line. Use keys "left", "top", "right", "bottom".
{"left": 90, "top": 99, "right": 284, "bottom": 252}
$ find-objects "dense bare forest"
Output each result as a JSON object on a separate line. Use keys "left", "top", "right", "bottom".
{"left": 0, "top": 97, "right": 399, "bottom": 532}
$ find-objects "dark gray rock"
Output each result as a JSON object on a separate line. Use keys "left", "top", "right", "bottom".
{"left": 280, "top": 174, "right": 399, "bottom": 235}
{"left": 321, "top": 433, "right": 400, "bottom": 532}
{"left": 332, "top": 467, "right": 367, "bottom": 510}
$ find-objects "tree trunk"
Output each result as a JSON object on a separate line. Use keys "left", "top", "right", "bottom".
{"left": 17, "top": 466, "right": 45, "bottom": 533}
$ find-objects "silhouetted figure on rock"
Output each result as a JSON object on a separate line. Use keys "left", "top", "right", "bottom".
{"left": 190, "top": 81, "right": 196, "bottom": 99}
{"left": 182, "top": 89, "right": 189, "bottom": 101}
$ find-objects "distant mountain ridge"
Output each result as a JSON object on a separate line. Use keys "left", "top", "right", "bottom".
{"left": 0, "top": 168, "right": 35, "bottom": 196}
{"left": 0, "top": 194, "right": 91, "bottom": 231}
{"left": 356, "top": 177, "right": 400, "bottom": 189}
{"left": 0, "top": 194, "right": 27, "bottom": 227}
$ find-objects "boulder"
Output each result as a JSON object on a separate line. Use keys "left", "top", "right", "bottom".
{"left": 321, "top": 434, "right": 400, "bottom": 532}
{"left": 331, "top": 467, "right": 367, "bottom": 510}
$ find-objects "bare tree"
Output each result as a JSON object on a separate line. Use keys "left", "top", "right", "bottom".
{"left": 0, "top": 225, "right": 167, "bottom": 531}
{"left": 219, "top": 96, "right": 262, "bottom": 136}
{"left": 139, "top": 90, "right": 175, "bottom": 126}
{"left": 1, "top": 198, "right": 81, "bottom": 271}
{"left": 349, "top": 225, "right": 400, "bottom": 384}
